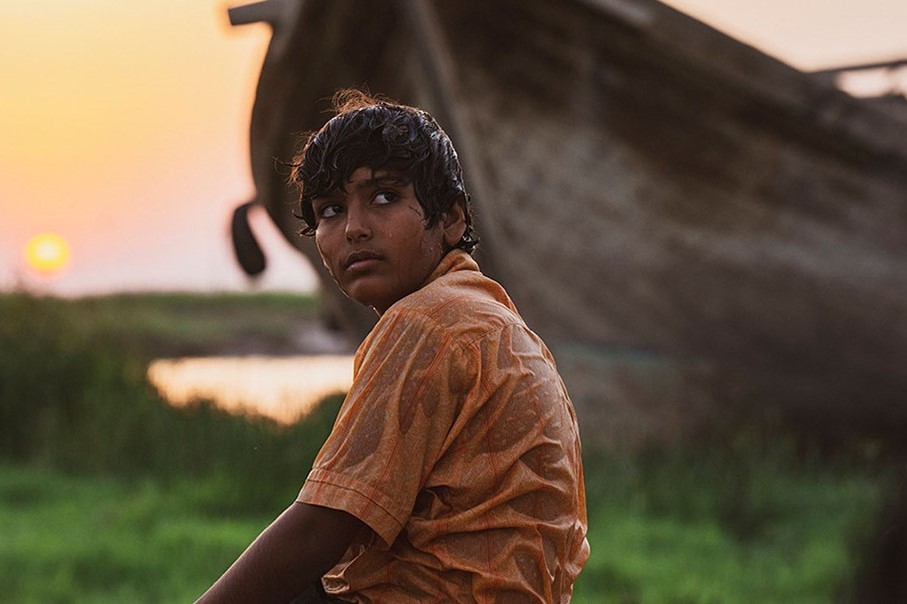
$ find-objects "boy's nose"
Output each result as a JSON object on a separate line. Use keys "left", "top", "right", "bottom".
{"left": 344, "top": 205, "right": 371, "bottom": 241}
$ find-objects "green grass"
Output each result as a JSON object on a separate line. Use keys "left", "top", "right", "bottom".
{"left": 0, "top": 291, "right": 894, "bottom": 602}
{"left": 0, "top": 466, "right": 270, "bottom": 603}
{"left": 571, "top": 442, "right": 887, "bottom": 603}
{"left": 0, "top": 446, "right": 886, "bottom": 603}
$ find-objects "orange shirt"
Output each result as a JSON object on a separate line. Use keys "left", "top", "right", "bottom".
{"left": 297, "top": 250, "right": 589, "bottom": 602}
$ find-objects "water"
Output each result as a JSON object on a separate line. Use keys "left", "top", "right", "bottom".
{"left": 147, "top": 355, "right": 354, "bottom": 424}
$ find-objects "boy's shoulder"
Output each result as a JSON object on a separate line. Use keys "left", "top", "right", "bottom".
{"left": 385, "top": 262, "right": 523, "bottom": 340}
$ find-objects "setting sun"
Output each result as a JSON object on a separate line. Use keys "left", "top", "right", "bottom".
{"left": 24, "top": 233, "right": 71, "bottom": 274}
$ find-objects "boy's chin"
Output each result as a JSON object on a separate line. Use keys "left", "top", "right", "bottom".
{"left": 344, "top": 286, "right": 389, "bottom": 313}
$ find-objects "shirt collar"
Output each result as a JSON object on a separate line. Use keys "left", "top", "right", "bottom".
{"left": 421, "top": 249, "right": 479, "bottom": 289}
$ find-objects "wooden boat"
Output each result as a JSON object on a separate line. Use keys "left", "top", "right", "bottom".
{"left": 226, "top": 0, "right": 907, "bottom": 449}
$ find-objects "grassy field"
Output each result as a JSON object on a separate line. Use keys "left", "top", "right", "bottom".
{"left": 0, "top": 466, "right": 272, "bottom": 602}
{"left": 0, "top": 447, "right": 885, "bottom": 603}
{"left": 574, "top": 442, "right": 887, "bottom": 603}
{"left": 0, "top": 292, "right": 894, "bottom": 602}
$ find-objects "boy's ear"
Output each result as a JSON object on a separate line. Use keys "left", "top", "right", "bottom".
{"left": 441, "top": 198, "right": 468, "bottom": 248}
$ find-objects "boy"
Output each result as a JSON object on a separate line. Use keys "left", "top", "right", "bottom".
{"left": 197, "top": 90, "right": 589, "bottom": 603}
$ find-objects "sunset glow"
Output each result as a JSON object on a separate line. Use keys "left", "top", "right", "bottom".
{"left": 24, "top": 232, "right": 71, "bottom": 274}
{"left": 147, "top": 355, "right": 354, "bottom": 424}
{"left": 1, "top": 1, "right": 905, "bottom": 295}
{"left": 0, "top": 0, "right": 309, "bottom": 296}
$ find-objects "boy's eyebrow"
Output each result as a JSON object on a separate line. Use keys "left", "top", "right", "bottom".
{"left": 314, "top": 172, "right": 409, "bottom": 201}
{"left": 316, "top": 189, "right": 345, "bottom": 201}
{"left": 355, "top": 173, "right": 408, "bottom": 189}
{"left": 330, "top": 172, "right": 409, "bottom": 195}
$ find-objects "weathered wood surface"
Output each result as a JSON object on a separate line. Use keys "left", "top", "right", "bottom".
{"left": 229, "top": 0, "right": 907, "bottom": 448}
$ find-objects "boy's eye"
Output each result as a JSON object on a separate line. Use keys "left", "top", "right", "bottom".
{"left": 317, "top": 203, "right": 343, "bottom": 219}
{"left": 374, "top": 191, "right": 398, "bottom": 204}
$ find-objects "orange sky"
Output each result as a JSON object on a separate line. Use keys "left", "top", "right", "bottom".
{"left": 1, "top": 0, "right": 905, "bottom": 295}
{"left": 0, "top": 0, "right": 315, "bottom": 295}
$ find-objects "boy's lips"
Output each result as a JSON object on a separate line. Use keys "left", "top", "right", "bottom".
{"left": 343, "top": 250, "right": 383, "bottom": 271}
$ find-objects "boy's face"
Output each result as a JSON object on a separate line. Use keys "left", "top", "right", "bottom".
{"left": 312, "top": 166, "right": 465, "bottom": 314}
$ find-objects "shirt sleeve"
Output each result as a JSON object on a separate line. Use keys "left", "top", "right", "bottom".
{"left": 297, "top": 309, "right": 471, "bottom": 547}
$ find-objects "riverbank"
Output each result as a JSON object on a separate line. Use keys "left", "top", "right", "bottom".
{"left": 0, "top": 291, "right": 894, "bottom": 601}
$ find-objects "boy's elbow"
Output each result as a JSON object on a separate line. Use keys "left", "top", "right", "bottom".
{"left": 283, "top": 501, "right": 366, "bottom": 574}
{"left": 195, "top": 502, "right": 365, "bottom": 603}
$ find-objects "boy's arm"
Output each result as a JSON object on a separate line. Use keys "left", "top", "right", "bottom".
{"left": 195, "top": 501, "right": 365, "bottom": 603}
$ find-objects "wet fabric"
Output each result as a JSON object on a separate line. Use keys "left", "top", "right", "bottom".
{"left": 297, "top": 250, "right": 589, "bottom": 602}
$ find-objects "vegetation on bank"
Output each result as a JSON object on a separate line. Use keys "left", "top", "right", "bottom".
{"left": 0, "top": 292, "right": 894, "bottom": 602}
{"left": 0, "top": 292, "right": 335, "bottom": 497}
{"left": 10, "top": 291, "right": 323, "bottom": 358}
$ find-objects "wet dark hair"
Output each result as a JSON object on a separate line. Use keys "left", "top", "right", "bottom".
{"left": 289, "top": 89, "right": 478, "bottom": 253}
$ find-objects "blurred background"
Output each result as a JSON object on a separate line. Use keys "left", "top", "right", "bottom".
{"left": 3, "top": 0, "right": 906, "bottom": 297}
{"left": 2, "top": 0, "right": 906, "bottom": 602}
{"left": 1, "top": 0, "right": 315, "bottom": 295}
